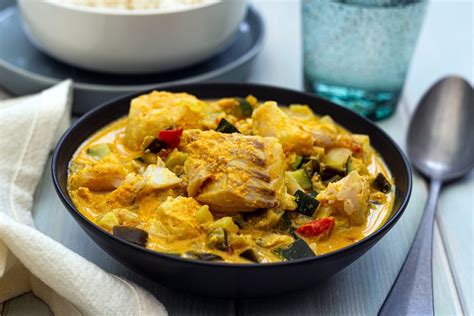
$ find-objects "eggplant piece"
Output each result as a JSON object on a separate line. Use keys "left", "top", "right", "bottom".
{"left": 236, "top": 97, "right": 253, "bottom": 117}
{"left": 146, "top": 138, "right": 168, "bottom": 153}
{"left": 294, "top": 190, "right": 319, "bottom": 217}
{"left": 320, "top": 165, "right": 346, "bottom": 181}
{"left": 215, "top": 118, "right": 240, "bottom": 134}
{"left": 277, "top": 239, "right": 315, "bottom": 260}
{"left": 206, "top": 228, "right": 228, "bottom": 251}
{"left": 240, "top": 248, "right": 262, "bottom": 263}
{"left": 112, "top": 226, "right": 148, "bottom": 247}
{"left": 373, "top": 173, "right": 391, "bottom": 193}
{"left": 182, "top": 251, "right": 223, "bottom": 261}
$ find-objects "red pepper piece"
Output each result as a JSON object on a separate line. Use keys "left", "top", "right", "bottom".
{"left": 295, "top": 217, "right": 336, "bottom": 238}
{"left": 158, "top": 128, "right": 183, "bottom": 149}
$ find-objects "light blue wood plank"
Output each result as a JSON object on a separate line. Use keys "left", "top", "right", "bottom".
{"left": 437, "top": 172, "right": 474, "bottom": 315}
{"left": 433, "top": 222, "right": 463, "bottom": 315}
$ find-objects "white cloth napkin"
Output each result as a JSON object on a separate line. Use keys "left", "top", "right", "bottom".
{"left": 0, "top": 81, "right": 167, "bottom": 315}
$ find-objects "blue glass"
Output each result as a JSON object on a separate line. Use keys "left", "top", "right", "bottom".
{"left": 303, "top": 0, "right": 427, "bottom": 120}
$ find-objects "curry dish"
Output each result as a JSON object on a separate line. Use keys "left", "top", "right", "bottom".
{"left": 68, "top": 91, "right": 394, "bottom": 263}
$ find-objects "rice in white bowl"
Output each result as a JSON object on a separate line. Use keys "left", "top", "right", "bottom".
{"left": 65, "top": 0, "right": 211, "bottom": 10}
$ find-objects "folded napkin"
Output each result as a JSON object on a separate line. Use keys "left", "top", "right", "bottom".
{"left": 0, "top": 81, "right": 167, "bottom": 315}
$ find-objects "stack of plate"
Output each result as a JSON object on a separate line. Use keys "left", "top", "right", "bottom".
{"left": 0, "top": 0, "right": 264, "bottom": 113}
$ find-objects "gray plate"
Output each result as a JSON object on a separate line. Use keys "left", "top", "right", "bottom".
{"left": 0, "top": 2, "right": 264, "bottom": 113}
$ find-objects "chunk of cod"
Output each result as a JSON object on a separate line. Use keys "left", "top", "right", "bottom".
{"left": 181, "top": 130, "right": 295, "bottom": 213}
{"left": 124, "top": 91, "right": 221, "bottom": 150}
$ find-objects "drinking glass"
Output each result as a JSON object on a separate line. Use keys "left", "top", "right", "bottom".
{"left": 303, "top": 0, "right": 427, "bottom": 120}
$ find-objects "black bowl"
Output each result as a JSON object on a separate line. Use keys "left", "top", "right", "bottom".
{"left": 52, "top": 83, "right": 412, "bottom": 298}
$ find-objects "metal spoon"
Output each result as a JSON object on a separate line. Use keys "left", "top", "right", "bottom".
{"left": 379, "top": 76, "right": 474, "bottom": 315}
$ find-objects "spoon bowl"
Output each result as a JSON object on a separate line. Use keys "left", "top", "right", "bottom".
{"left": 407, "top": 76, "right": 474, "bottom": 181}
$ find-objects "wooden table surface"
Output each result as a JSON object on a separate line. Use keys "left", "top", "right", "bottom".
{"left": 1, "top": 1, "right": 472, "bottom": 315}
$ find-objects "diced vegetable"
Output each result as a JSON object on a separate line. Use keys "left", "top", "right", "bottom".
{"left": 95, "top": 212, "right": 119, "bottom": 231}
{"left": 182, "top": 252, "right": 223, "bottom": 261}
{"left": 210, "top": 217, "right": 239, "bottom": 234}
{"left": 158, "top": 128, "right": 183, "bottom": 149}
{"left": 295, "top": 217, "right": 336, "bottom": 238}
{"left": 236, "top": 97, "right": 253, "bottom": 117}
{"left": 112, "top": 226, "right": 148, "bottom": 247}
{"left": 289, "top": 154, "right": 304, "bottom": 170}
{"left": 145, "top": 138, "right": 168, "bottom": 153}
{"left": 294, "top": 190, "right": 319, "bottom": 216}
{"left": 276, "top": 211, "right": 292, "bottom": 232}
{"left": 287, "top": 169, "right": 312, "bottom": 190}
{"left": 240, "top": 248, "right": 262, "bottom": 263}
{"left": 134, "top": 157, "right": 145, "bottom": 163}
{"left": 285, "top": 171, "right": 303, "bottom": 195}
{"left": 206, "top": 228, "right": 228, "bottom": 251}
{"left": 320, "top": 166, "right": 346, "bottom": 181}
{"left": 165, "top": 150, "right": 188, "bottom": 170}
{"left": 86, "top": 143, "right": 110, "bottom": 159}
{"left": 373, "top": 173, "right": 391, "bottom": 193}
{"left": 323, "top": 148, "right": 352, "bottom": 176}
{"left": 216, "top": 118, "right": 240, "bottom": 134}
{"left": 277, "top": 239, "right": 315, "bottom": 260}
{"left": 302, "top": 158, "right": 320, "bottom": 178}
{"left": 195, "top": 205, "right": 214, "bottom": 224}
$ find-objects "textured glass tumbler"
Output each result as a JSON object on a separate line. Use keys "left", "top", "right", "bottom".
{"left": 303, "top": 0, "right": 427, "bottom": 120}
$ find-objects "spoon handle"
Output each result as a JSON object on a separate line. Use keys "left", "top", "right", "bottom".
{"left": 379, "top": 180, "right": 442, "bottom": 316}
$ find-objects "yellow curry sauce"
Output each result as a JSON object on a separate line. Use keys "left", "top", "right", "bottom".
{"left": 68, "top": 91, "right": 394, "bottom": 263}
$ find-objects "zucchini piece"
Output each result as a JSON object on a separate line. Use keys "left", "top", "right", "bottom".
{"left": 236, "top": 97, "right": 253, "bottom": 117}
{"left": 322, "top": 148, "right": 352, "bottom": 178}
{"left": 294, "top": 190, "right": 319, "bottom": 216}
{"left": 86, "top": 143, "right": 110, "bottom": 160}
{"left": 276, "top": 211, "right": 292, "bottom": 232}
{"left": 277, "top": 239, "right": 315, "bottom": 260}
{"left": 287, "top": 169, "right": 312, "bottom": 190}
{"left": 240, "top": 248, "right": 262, "bottom": 263}
{"left": 134, "top": 157, "right": 145, "bottom": 163}
{"left": 112, "top": 226, "right": 148, "bottom": 247}
{"left": 145, "top": 138, "right": 167, "bottom": 153}
{"left": 302, "top": 159, "right": 320, "bottom": 177}
{"left": 182, "top": 252, "right": 223, "bottom": 261}
{"left": 216, "top": 118, "right": 240, "bottom": 134}
{"left": 206, "top": 228, "right": 228, "bottom": 251}
{"left": 290, "top": 155, "right": 304, "bottom": 170}
{"left": 324, "top": 174, "right": 343, "bottom": 184}
{"left": 165, "top": 150, "right": 188, "bottom": 170}
{"left": 373, "top": 173, "right": 391, "bottom": 193}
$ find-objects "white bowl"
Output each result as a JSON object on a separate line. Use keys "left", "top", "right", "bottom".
{"left": 18, "top": 0, "right": 247, "bottom": 74}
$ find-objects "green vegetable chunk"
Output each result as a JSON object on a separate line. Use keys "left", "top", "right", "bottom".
{"left": 287, "top": 169, "right": 312, "bottom": 190}
{"left": 373, "top": 173, "right": 391, "bottom": 193}
{"left": 216, "top": 118, "right": 240, "bottom": 134}
{"left": 294, "top": 190, "right": 319, "bottom": 216}
{"left": 86, "top": 143, "right": 110, "bottom": 160}
{"left": 236, "top": 97, "right": 253, "bottom": 117}
{"left": 302, "top": 159, "right": 320, "bottom": 177}
{"left": 290, "top": 155, "right": 304, "bottom": 170}
{"left": 278, "top": 239, "right": 315, "bottom": 260}
{"left": 112, "top": 226, "right": 148, "bottom": 247}
{"left": 321, "top": 165, "right": 346, "bottom": 181}
{"left": 206, "top": 228, "right": 228, "bottom": 251}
